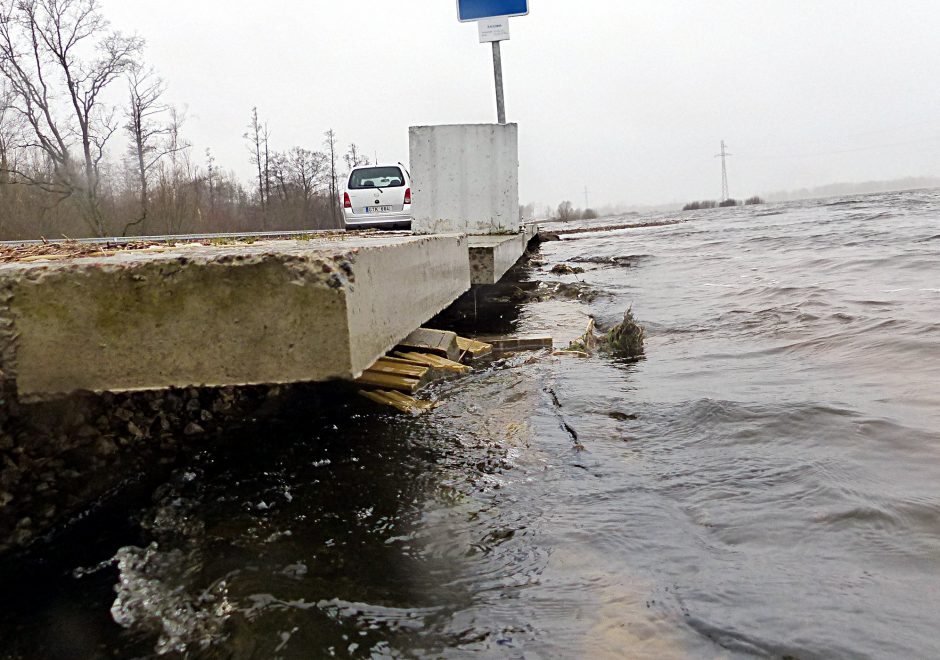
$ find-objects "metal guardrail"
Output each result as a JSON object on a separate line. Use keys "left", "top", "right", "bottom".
{"left": 0, "top": 229, "right": 353, "bottom": 247}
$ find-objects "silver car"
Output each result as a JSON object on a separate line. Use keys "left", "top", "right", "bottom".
{"left": 343, "top": 164, "right": 412, "bottom": 230}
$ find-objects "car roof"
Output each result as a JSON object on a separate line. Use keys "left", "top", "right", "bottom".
{"left": 351, "top": 164, "right": 408, "bottom": 172}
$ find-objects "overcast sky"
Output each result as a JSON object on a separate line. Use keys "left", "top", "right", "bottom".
{"left": 101, "top": 0, "right": 940, "bottom": 209}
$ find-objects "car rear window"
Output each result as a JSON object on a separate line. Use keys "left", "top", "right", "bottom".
{"left": 349, "top": 167, "right": 405, "bottom": 189}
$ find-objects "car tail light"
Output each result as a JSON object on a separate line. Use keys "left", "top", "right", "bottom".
{"left": 343, "top": 192, "right": 351, "bottom": 209}
{"left": 404, "top": 188, "right": 412, "bottom": 205}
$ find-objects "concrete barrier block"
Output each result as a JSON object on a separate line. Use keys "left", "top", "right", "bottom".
{"left": 409, "top": 123, "right": 520, "bottom": 235}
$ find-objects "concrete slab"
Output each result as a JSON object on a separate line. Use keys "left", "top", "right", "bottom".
{"left": 0, "top": 234, "right": 471, "bottom": 399}
{"left": 468, "top": 223, "right": 540, "bottom": 285}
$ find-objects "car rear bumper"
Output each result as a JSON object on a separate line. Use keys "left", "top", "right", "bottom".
{"left": 343, "top": 210, "right": 412, "bottom": 229}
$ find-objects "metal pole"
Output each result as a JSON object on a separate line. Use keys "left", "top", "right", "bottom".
{"left": 492, "top": 40, "right": 506, "bottom": 124}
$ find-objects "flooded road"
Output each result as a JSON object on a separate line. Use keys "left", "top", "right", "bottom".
{"left": 3, "top": 190, "right": 940, "bottom": 658}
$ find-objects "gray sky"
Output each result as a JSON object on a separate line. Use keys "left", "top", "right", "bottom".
{"left": 102, "top": 0, "right": 940, "bottom": 208}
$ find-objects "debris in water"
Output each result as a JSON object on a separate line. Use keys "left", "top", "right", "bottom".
{"left": 397, "top": 328, "right": 461, "bottom": 361}
{"left": 550, "top": 264, "right": 585, "bottom": 275}
{"left": 358, "top": 389, "right": 436, "bottom": 415}
{"left": 567, "top": 318, "right": 599, "bottom": 354}
{"left": 355, "top": 331, "right": 487, "bottom": 413}
{"left": 605, "top": 308, "right": 646, "bottom": 358}
{"left": 355, "top": 358, "right": 428, "bottom": 393}
{"left": 608, "top": 412, "right": 639, "bottom": 421}
{"left": 552, "top": 350, "right": 589, "bottom": 358}
{"left": 567, "top": 309, "right": 645, "bottom": 358}
{"left": 456, "top": 336, "right": 493, "bottom": 360}
{"left": 392, "top": 351, "right": 471, "bottom": 373}
{"left": 490, "top": 337, "right": 553, "bottom": 352}
{"left": 552, "top": 281, "right": 602, "bottom": 302}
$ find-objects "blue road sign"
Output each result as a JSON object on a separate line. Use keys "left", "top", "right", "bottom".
{"left": 457, "top": 0, "right": 528, "bottom": 22}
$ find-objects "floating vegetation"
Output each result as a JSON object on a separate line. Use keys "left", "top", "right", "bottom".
{"left": 552, "top": 282, "right": 603, "bottom": 302}
{"left": 605, "top": 308, "right": 646, "bottom": 358}
{"left": 568, "top": 254, "right": 652, "bottom": 267}
{"left": 567, "top": 318, "right": 599, "bottom": 354}
{"left": 550, "top": 264, "right": 584, "bottom": 275}
{"left": 567, "top": 309, "right": 645, "bottom": 359}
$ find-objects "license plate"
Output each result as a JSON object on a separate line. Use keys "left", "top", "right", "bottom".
{"left": 365, "top": 206, "right": 392, "bottom": 213}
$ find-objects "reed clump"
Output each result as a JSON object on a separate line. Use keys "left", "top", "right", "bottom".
{"left": 605, "top": 308, "right": 646, "bottom": 358}
{"left": 567, "top": 309, "right": 645, "bottom": 359}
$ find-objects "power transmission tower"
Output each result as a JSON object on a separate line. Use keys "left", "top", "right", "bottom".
{"left": 715, "top": 140, "right": 732, "bottom": 201}
{"left": 584, "top": 186, "right": 590, "bottom": 210}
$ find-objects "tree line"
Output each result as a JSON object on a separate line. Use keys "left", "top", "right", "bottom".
{"left": 682, "top": 196, "right": 764, "bottom": 211}
{"left": 0, "top": 0, "right": 370, "bottom": 240}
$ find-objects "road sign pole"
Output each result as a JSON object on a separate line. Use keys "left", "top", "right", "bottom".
{"left": 492, "top": 40, "right": 506, "bottom": 124}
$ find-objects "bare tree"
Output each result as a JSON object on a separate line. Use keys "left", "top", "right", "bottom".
{"left": 151, "top": 107, "right": 192, "bottom": 234}
{"left": 323, "top": 128, "right": 339, "bottom": 227}
{"left": 557, "top": 200, "right": 575, "bottom": 221}
{"left": 0, "top": 0, "right": 142, "bottom": 235}
{"left": 205, "top": 147, "right": 216, "bottom": 214}
{"left": 122, "top": 64, "right": 184, "bottom": 235}
{"left": 0, "top": 80, "right": 21, "bottom": 184}
{"left": 288, "top": 147, "right": 324, "bottom": 210}
{"left": 244, "top": 107, "right": 270, "bottom": 229}
{"left": 269, "top": 150, "right": 288, "bottom": 202}
{"left": 343, "top": 142, "right": 368, "bottom": 171}
{"left": 0, "top": 81, "right": 22, "bottom": 234}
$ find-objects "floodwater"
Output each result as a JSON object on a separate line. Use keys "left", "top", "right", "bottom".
{"left": 3, "top": 189, "right": 940, "bottom": 658}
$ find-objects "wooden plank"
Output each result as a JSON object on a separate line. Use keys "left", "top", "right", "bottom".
{"left": 383, "top": 390, "right": 435, "bottom": 410}
{"left": 369, "top": 358, "right": 429, "bottom": 378}
{"left": 392, "top": 351, "right": 467, "bottom": 372}
{"left": 393, "top": 351, "right": 472, "bottom": 373}
{"left": 391, "top": 351, "right": 438, "bottom": 367}
{"left": 359, "top": 389, "right": 417, "bottom": 413}
{"left": 490, "top": 337, "right": 554, "bottom": 352}
{"left": 379, "top": 355, "right": 429, "bottom": 367}
{"left": 358, "top": 389, "right": 434, "bottom": 414}
{"left": 397, "top": 328, "right": 460, "bottom": 361}
{"left": 355, "top": 370, "right": 420, "bottom": 393}
{"left": 552, "top": 349, "right": 589, "bottom": 358}
{"left": 456, "top": 336, "right": 493, "bottom": 359}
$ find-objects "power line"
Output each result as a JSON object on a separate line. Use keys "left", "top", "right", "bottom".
{"left": 737, "top": 134, "right": 940, "bottom": 161}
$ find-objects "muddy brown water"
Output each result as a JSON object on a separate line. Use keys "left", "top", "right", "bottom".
{"left": 2, "top": 190, "right": 940, "bottom": 658}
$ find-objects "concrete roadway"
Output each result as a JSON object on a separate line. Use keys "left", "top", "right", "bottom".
{"left": 0, "top": 228, "right": 401, "bottom": 247}
{"left": 0, "top": 227, "right": 537, "bottom": 400}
